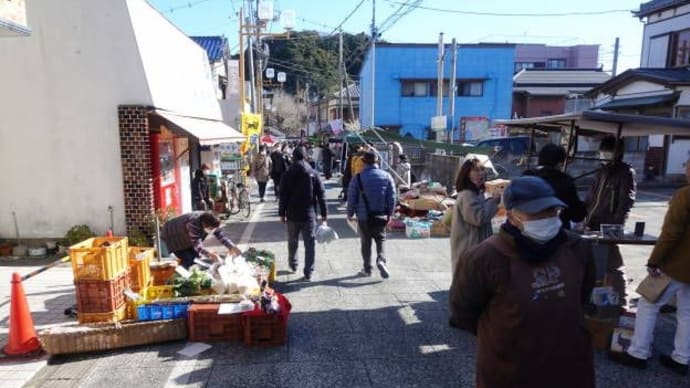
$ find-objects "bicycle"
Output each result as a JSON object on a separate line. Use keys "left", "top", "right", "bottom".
{"left": 219, "top": 174, "right": 251, "bottom": 218}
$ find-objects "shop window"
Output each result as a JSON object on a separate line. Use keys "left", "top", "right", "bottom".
{"left": 159, "top": 140, "right": 175, "bottom": 185}
{"left": 429, "top": 80, "right": 450, "bottom": 96}
{"left": 457, "top": 81, "right": 483, "bottom": 97}
{"left": 668, "top": 29, "right": 690, "bottom": 67}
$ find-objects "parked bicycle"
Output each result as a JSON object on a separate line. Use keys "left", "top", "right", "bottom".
{"left": 218, "top": 174, "right": 251, "bottom": 218}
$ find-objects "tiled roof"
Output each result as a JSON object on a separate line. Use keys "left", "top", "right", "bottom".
{"left": 334, "top": 83, "right": 360, "bottom": 99}
{"left": 190, "top": 36, "right": 228, "bottom": 62}
{"left": 635, "top": 0, "right": 690, "bottom": 17}
{"left": 633, "top": 67, "right": 690, "bottom": 82}
{"left": 586, "top": 67, "right": 690, "bottom": 96}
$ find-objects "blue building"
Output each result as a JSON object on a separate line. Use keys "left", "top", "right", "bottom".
{"left": 359, "top": 43, "right": 515, "bottom": 141}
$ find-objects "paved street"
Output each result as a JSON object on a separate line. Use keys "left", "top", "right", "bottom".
{"left": 0, "top": 182, "right": 687, "bottom": 387}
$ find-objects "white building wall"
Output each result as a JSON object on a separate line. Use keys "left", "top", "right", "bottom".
{"left": 640, "top": 11, "right": 690, "bottom": 67}
{"left": 0, "top": 0, "right": 151, "bottom": 238}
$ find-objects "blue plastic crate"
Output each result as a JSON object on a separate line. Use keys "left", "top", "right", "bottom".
{"left": 137, "top": 305, "right": 151, "bottom": 321}
{"left": 173, "top": 303, "right": 189, "bottom": 319}
{"left": 149, "top": 305, "right": 163, "bottom": 320}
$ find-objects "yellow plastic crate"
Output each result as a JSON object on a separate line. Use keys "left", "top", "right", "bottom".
{"left": 70, "top": 237, "right": 129, "bottom": 281}
{"left": 146, "top": 285, "right": 176, "bottom": 301}
{"left": 128, "top": 247, "right": 154, "bottom": 292}
{"left": 78, "top": 304, "right": 127, "bottom": 324}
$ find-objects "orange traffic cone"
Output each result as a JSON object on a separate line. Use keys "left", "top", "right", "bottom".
{"left": 3, "top": 272, "right": 41, "bottom": 356}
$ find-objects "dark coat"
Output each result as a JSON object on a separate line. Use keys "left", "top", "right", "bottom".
{"left": 450, "top": 231, "right": 595, "bottom": 388}
{"left": 279, "top": 161, "right": 327, "bottom": 223}
{"left": 523, "top": 166, "right": 587, "bottom": 228}
{"left": 191, "top": 170, "right": 209, "bottom": 201}
{"left": 160, "top": 212, "right": 204, "bottom": 252}
{"left": 585, "top": 162, "right": 636, "bottom": 229}
{"left": 270, "top": 150, "right": 289, "bottom": 180}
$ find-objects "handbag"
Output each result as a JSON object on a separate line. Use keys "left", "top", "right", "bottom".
{"left": 636, "top": 272, "right": 672, "bottom": 303}
{"left": 357, "top": 174, "right": 389, "bottom": 228}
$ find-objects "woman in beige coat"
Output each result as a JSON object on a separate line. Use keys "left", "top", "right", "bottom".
{"left": 252, "top": 145, "right": 272, "bottom": 202}
{"left": 450, "top": 158, "right": 500, "bottom": 272}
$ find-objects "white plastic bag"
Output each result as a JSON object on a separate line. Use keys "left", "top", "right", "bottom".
{"left": 315, "top": 223, "right": 339, "bottom": 244}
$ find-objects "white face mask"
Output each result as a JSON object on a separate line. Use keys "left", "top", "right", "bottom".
{"left": 599, "top": 151, "right": 614, "bottom": 164}
{"left": 519, "top": 216, "right": 562, "bottom": 242}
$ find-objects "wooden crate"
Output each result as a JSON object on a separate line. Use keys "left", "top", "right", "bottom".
{"left": 75, "top": 271, "right": 129, "bottom": 314}
{"left": 188, "top": 304, "right": 244, "bottom": 342}
{"left": 70, "top": 237, "right": 128, "bottom": 281}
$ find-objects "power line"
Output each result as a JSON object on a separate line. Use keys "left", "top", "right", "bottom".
{"left": 297, "top": 17, "right": 339, "bottom": 31}
{"left": 381, "top": 0, "right": 631, "bottom": 17}
{"left": 164, "top": 0, "right": 214, "bottom": 14}
{"left": 329, "top": 0, "right": 367, "bottom": 36}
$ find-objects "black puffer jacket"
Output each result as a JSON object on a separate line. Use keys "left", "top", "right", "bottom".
{"left": 523, "top": 166, "right": 586, "bottom": 229}
{"left": 585, "top": 162, "right": 636, "bottom": 229}
{"left": 278, "top": 161, "right": 327, "bottom": 222}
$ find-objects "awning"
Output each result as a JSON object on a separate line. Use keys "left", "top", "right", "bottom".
{"left": 155, "top": 111, "right": 245, "bottom": 145}
{"left": 594, "top": 93, "right": 679, "bottom": 110}
{"left": 494, "top": 111, "right": 690, "bottom": 137}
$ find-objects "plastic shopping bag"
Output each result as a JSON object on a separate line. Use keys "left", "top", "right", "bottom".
{"left": 315, "top": 223, "right": 339, "bottom": 244}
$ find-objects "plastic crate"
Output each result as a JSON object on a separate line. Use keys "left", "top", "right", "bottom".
{"left": 70, "top": 237, "right": 129, "bottom": 281}
{"left": 146, "top": 285, "right": 175, "bottom": 300}
{"left": 136, "top": 303, "right": 188, "bottom": 321}
{"left": 188, "top": 304, "right": 244, "bottom": 342}
{"left": 243, "top": 313, "right": 288, "bottom": 346}
{"left": 150, "top": 265, "right": 176, "bottom": 286}
{"left": 78, "top": 304, "right": 127, "bottom": 324}
{"left": 128, "top": 247, "right": 154, "bottom": 292}
{"left": 75, "top": 270, "right": 129, "bottom": 314}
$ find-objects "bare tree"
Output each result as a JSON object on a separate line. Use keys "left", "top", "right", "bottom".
{"left": 267, "top": 91, "right": 307, "bottom": 137}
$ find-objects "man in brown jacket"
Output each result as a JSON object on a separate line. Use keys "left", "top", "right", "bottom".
{"left": 450, "top": 176, "right": 596, "bottom": 388}
{"left": 610, "top": 160, "right": 690, "bottom": 376}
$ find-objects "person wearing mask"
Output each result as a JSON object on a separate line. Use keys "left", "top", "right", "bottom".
{"left": 585, "top": 135, "right": 636, "bottom": 307}
{"left": 251, "top": 145, "right": 272, "bottom": 202}
{"left": 609, "top": 159, "right": 690, "bottom": 376}
{"left": 347, "top": 150, "right": 396, "bottom": 279}
{"left": 269, "top": 143, "right": 289, "bottom": 199}
{"left": 450, "top": 176, "right": 596, "bottom": 388}
{"left": 395, "top": 154, "right": 412, "bottom": 187}
{"left": 523, "top": 143, "right": 586, "bottom": 229}
{"left": 161, "top": 211, "right": 242, "bottom": 268}
{"left": 279, "top": 146, "right": 327, "bottom": 281}
{"left": 191, "top": 163, "right": 212, "bottom": 211}
{"left": 449, "top": 158, "right": 500, "bottom": 274}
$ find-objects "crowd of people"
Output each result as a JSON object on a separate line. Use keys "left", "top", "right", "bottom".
{"left": 170, "top": 134, "right": 689, "bottom": 385}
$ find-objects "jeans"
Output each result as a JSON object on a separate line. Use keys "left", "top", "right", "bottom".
{"left": 357, "top": 220, "right": 386, "bottom": 273}
{"left": 287, "top": 220, "right": 316, "bottom": 277}
{"left": 628, "top": 278, "right": 690, "bottom": 364}
{"left": 257, "top": 181, "right": 267, "bottom": 199}
{"left": 272, "top": 176, "right": 281, "bottom": 197}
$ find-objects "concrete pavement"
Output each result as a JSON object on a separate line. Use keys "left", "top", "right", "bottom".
{"left": 0, "top": 182, "right": 687, "bottom": 387}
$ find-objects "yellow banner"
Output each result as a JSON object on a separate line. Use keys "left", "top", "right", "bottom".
{"left": 241, "top": 113, "right": 262, "bottom": 137}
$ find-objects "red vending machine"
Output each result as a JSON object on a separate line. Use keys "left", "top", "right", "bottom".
{"left": 150, "top": 131, "right": 182, "bottom": 214}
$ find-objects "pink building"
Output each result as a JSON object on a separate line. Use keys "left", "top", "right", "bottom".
{"left": 514, "top": 44, "right": 600, "bottom": 72}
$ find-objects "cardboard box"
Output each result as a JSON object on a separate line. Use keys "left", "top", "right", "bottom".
{"left": 585, "top": 316, "right": 617, "bottom": 350}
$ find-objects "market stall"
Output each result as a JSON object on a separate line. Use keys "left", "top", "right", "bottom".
{"left": 38, "top": 238, "right": 289, "bottom": 355}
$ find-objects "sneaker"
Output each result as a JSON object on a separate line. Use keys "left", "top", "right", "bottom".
{"left": 301, "top": 275, "right": 312, "bottom": 282}
{"left": 260, "top": 198, "right": 265, "bottom": 203}
{"left": 358, "top": 269, "right": 372, "bottom": 277}
{"left": 377, "top": 261, "right": 390, "bottom": 279}
{"left": 660, "top": 355, "right": 689, "bottom": 376}
{"left": 288, "top": 264, "right": 297, "bottom": 273}
{"left": 608, "top": 351, "right": 648, "bottom": 369}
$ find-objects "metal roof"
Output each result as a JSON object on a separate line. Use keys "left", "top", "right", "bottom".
{"left": 513, "top": 68, "right": 611, "bottom": 85}
{"left": 190, "top": 36, "right": 227, "bottom": 62}
{"left": 635, "top": 0, "right": 690, "bottom": 18}
{"left": 495, "top": 111, "right": 690, "bottom": 137}
{"left": 586, "top": 67, "right": 690, "bottom": 96}
{"left": 594, "top": 92, "right": 680, "bottom": 110}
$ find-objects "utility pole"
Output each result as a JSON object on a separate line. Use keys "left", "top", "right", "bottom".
{"left": 238, "top": 7, "right": 245, "bottom": 113}
{"left": 612, "top": 37, "right": 620, "bottom": 77}
{"left": 338, "top": 29, "right": 344, "bottom": 121}
{"left": 255, "top": 0, "right": 264, "bottom": 118}
{"left": 436, "top": 32, "right": 445, "bottom": 117}
{"left": 370, "top": 0, "right": 376, "bottom": 128}
{"left": 448, "top": 38, "right": 457, "bottom": 145}
{"left": 247, "top": 1, "right": 257, "bottom": 113}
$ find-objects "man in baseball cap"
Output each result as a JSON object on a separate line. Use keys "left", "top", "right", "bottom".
{"left": 450, "top": 176, "right": 596, "bottom": 388}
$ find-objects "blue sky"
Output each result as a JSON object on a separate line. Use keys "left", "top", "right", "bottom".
{"left": 148, "top": 0, "right": 645, "bottom": 72}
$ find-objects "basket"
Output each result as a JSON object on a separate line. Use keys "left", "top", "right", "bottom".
{"left": 75, "top": 271, "right": 129, "bottom": 314}
{"left": 188, "top": 304, "right": 244, "bottom": 342}
{"left": 70, "top": 237, "right": 129, "bottom": 281}
{"left": 38, "top": 319, "right": 187, "bottom": 355}
{"left": 150, "top": 264, "right": 177, "bottom": 286}
{"left": 78, "top": 304, "right": 127, "bottom": 324}
{"left": 128, "top": 247, "right": 153, "bottom": 292}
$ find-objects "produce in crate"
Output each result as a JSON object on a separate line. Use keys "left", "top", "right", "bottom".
{"left": 170, "top": 268, "right": 213, "bottom": 297}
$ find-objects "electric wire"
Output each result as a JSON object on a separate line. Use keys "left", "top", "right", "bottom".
{"left": 381, "top": 0, "right": 631, "bottom": 17}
